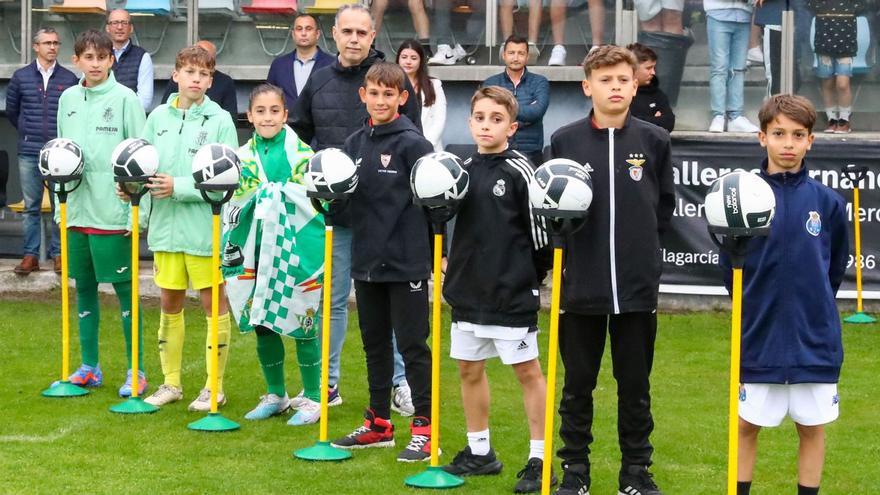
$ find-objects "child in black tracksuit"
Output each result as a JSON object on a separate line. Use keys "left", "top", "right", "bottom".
{"left": 330, "top": 63, "right": 435, "bottom": 463}
{"left": 549, "top": 46, "right": 675, "bottom": 495}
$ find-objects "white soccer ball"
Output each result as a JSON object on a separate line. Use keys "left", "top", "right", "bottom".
{"left": 111, "top": 138, "right": 159, "bottom": 179}
{"left": 529, "top": 158, "right": 593, "bottom": 216}
{"left": 39, "top": 138, "right": 84, "bottom": 180}
{"left": 704, "top": 171, "right": 776, "bottom": 229}
{"left": 304, "top": 148, "right": 358, "bottom": 197}
{"left": 410, "top": 151, "right": 469, "bottom": 206}
{"left": 191, "top": 143, "right": 241, "bottom": 189}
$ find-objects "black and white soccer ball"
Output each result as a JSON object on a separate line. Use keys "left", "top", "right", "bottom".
{"left": 410, "top": 151, "right": 469, "bottom": 206}
{"left": 304, "top": 148, "right": 358, "bottom": 198}
{"left": 39, "top": 138, "right": 84, "bottom": 181}
{"left": 111, "top": 138, "right": 159, "bottom": 179}
{"left": 191, "top": 143, "right": 242, "bottom": 189}
{"left": 529, "top": 158, "right": 593, "bottom": 217}
{"left": 704, "top": 171, "right": 775, "bottom": 229}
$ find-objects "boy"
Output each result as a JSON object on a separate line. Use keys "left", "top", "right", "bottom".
{"left": 56, "top": 29, "right": 147, "bottom": 396}
{"left": 724, "top": 94, "right": 849, "bottom": 495}
{"left": 331, "top": 62, "right": 435, "bottom": 462}
{"left": 548, "top": 45, "right": 675, "bottom": 495}
{"left": 627, "top": 43, "right": 675, "bottom": 133}
{"left": 138, "top": 46, "right": 239, "bottom": 411}
{"left": 440, "top": 86, "right": 554, "bottom": 494}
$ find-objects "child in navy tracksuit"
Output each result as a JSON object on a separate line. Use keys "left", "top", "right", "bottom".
{"left": 721, "top": 95, "right": 849, "bottom": 495}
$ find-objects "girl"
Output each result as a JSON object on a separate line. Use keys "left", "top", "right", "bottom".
{"left": 397, "top": 39, "right": 447, "bottom": 152}
{"left": 222, "top": 84, "right": 325, "bottom": 425}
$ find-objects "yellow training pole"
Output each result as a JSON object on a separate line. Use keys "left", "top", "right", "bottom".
{"left": 319, "top": 225, "right": 333, "bottom": 443}
{"left": 61, "top": 202, "right": 70, "bottom": 381}
{"left": 131, "top": 204, "right": 140, "bottom": 398}
{"left": 429, "top": 233, "right": 443, "bottom": 466}
{"left": 727, "top": 268, "right": 743, "bottom": 495}
{"left": 854, "top": 187, "right": 864, "bottom": 313}
{"left": 210, "top": 213, "right": 221, "bottom": 414}
{"left": 541, "top": 247, "right": 563, "bottom": 495}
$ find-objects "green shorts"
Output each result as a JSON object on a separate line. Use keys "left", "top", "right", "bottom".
{"left": 67, "top": 230, "right": 132, "bottom": 283}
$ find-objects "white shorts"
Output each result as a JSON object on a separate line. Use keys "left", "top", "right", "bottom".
{"left": 450, "top": 321, "right": 539, "bottom": 365}
{"left": 738, "top": 383, "right": 840, "bottom": 427}
{"left": 633, "top": 0, "right": 685, "bottom": 21}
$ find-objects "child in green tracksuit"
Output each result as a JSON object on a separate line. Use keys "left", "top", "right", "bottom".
{"left": 55, "top": 30, "right": 146, "bottom": 397}
{"left": 137, "top": 46, "right": 239, "bottom": 411}
{"left": 222, "top": 84, "right": 325, "bottom": 425}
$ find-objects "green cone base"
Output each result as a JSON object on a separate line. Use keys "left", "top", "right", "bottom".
{"left": 109, "top": 397, "right": 159, "bottom": 414}
{"left": 404, "top": 466, "right": 465, "bottom": 489}
{"left": 294, "top": 441, "right": 353, "bottom": 461}
{"left": 42, "top": 380, "right": 89, "bottom": 398}
{"left": 187, "top": 412, "right": 240, "bottom": 432}
{"left": 844, "top": 311, "right": 877, "bottom": 324}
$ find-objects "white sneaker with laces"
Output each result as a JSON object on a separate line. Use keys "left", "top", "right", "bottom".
{"left": 728, "top": 116, "right": 760, "bottom": 133}
{"left": 391, "top": 383, "right": 415, "bottom": 417}
{"left": 288, "top": 398, "right": 321, "bottom": 426}
{"left": 188, "top": 388, "right": 227, "bottom": 412}
{"left": 428, "top": 44, "right": 459, "bottom": 65}
{"left": 144, "top": 384, "right": 183, "bottom": 407}
{"left": 747, "top": 46, "right": 764, "bottom": 66}
{"left": 244, "top": 393, "right": 290, "bottom": 420}
{"left": 548, "top": 44, "right": 567, "bottom": 66}
{"left": 709, "top": 115, "right": 725, "bottom": 133}
{"left": 291, "top": 385, "right": 342, "bottom": 409}
{"left": 453, "top": 44, "right": 467, "bottom": 60}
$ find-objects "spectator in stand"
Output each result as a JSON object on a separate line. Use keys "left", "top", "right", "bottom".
{"left": 370, "top": 0, "right": 431, "bottom": 55}
{"left": 162, "top": 40, "right": 238, "bottom": 118}
{"left": 397, "top": 39, "right": 447, "bottom": 151}
{"left": 548, "top": 0, "right": 605, "bottom": 66}
{"left": 628, "top": 43, "right": 676, "bottom": 132}
{"left": 105, "top": 9, "right": 154, "bottom": 110}
{"left": 267, "top": 13, "right": 335, "bottom": 112}
{"left": 428, "top": 0, "right": 483, "bottom": 66}
{"left": 6, "top": 27, "right": 78, "bottom": 275}
{"left": 500, "top": 0, "right": 543, "bottom": 64}
{"left": 635, "top": 0, "right": 685, "bottom": 34}
{"left": 754, "top": 0, "right": 812, "bottom": 96}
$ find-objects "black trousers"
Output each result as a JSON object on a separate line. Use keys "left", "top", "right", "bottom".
{"left": 355, "top": 280, "right": 431, "bottom": 419}
{"left": 557, "top": 311, "right": 657, "bottom": 469}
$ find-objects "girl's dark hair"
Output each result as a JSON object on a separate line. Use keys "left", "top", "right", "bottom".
{"left": 249, "top": 83, "right": 286, "bottom": 109}
{"left": 395, "top": 39, "right": 435, "bottom": 107}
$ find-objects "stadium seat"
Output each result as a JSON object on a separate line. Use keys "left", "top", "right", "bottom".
{"left": 304, "top": 0, "right": 348, "bottom": 14}
{"left": 199, "top": 0, "right": 237, "bottom": 16}
{"left": 242, "top": 0, "right": 297, "bottom": 16}
{"left": 125, "top": 0, "right": 172, "bottom": 16}
{"left": 49, "top": 0, "right": 108, "bottom": 14}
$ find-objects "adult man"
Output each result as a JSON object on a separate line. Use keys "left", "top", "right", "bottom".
{"left": 6, "top": 27, "right": 78, "bottom": 275}
{"left": 482, "top": 35, "right": 550, "bottom": 166}
{"left": 106, "top": 9, "right": 154, "bottom": 110}
{"left": 267, "top": 13, "right": 334, "bottom": 111}
{"left": 161, "top": 40, "right": 238, "bottom": 117}
{"left": 291, "top": 3, "right": 420, "bottom": 408}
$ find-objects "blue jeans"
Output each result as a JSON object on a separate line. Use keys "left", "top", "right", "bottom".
{"left": 326, "top": 225, "right": 405, "bottom": 387}
{"left": 18, "top": 154, "right": 59, "bottom": 258}
{"left": 707, "top": 17, "right": 750, "bottom": 119}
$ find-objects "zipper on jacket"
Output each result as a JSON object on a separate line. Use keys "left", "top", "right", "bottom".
{"left": 608, "top": 128, "right": 620, "bottom": 314}
{"left": 179, "top": 110, "right": 186, "bottom": 134}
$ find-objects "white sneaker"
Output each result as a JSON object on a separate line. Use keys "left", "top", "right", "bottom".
{"left": 528, "top": 43, "right": 540, "bottom": 65}
{"left": 428, "top": 44, "right": 459, "bottom": 66}
{"left": 391, "top": 382, "right": 415, "bottom": 417}
{"left": 709, "top": 115, "right": 725, "bottom": 133}
{"left": 144, "top": 384, "right": 183, "bottom": 407}
{"left": 288, "top": 398, "right": 321, "bottom": 426}
{"left": 728, "top": 116, "right": 760, "bottom": 133}
{"left": 244, "top": 393, "right": 290, "bottom": 420}
{"left": 188, "top": 388, "right": 227, "bottom": 412}
{"left": 453, "top": 44, "right": 467, "bottom": 60}
{"left": 548, "top": 44, "right": 567, "bottom": 66}
{"left": 290, "top": 385, "right": 342, "bottom": 409}
{"left": 747, "top": 46, "right": 764, "bottom": 66}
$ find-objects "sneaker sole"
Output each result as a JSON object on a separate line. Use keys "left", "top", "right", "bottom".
{"left": 390, "top": 403, "right": 414, "bottom": 417}
{"left": 444, "top": 460, "right": 503, "bottom": 476}
{"left": 245, "top": 405, "right": 290, "bottom": 420}
{"left": 330, "top": 440, "right": 395, "bottom": 450}
{"left": 397, "top": 447, "right": 441, "bottom": 463}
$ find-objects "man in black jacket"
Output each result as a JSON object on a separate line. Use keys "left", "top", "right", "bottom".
{"left": 161, "top": 41, "right": 238, "bottom": 118}
{"left": 627, "top": 43, "right": 675, "bottom": 133}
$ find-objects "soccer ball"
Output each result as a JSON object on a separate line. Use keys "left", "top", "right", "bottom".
{"left": 529, "top": 158, "right": 593, "bottom": 217}
{"left": 191, "top": 143, "right": 241, "bottom": 189}
{"left": 111, "top": 138, "right": 159, "bottom": 179}
{"left": 39, "top": 138, "right": 84, "bottom": 181}
{"left": 410, "top": 151, "right": 469, "bottom": 206}
{"left": 304, "top": 148, "right": 358, "bottom": 198}
{"left": 704, "top": 171, "right": 775, "bottom": 229}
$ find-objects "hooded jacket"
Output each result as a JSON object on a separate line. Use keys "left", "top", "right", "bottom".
{"left": 631, "top": 76, "right": 676, "bottom": 133}
{"left": 549, "top": 112, "right": 676, "bottom": 315}
{"left": 344, "top": 115, "right": 434, "bottom": 283}
{"left": 721, "top": 161, "right": 849, "bottom": 384}
{"left": 56, "top": 72, "right": 146, "bottom": 230}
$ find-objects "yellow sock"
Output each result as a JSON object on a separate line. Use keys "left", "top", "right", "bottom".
{"left": 158, "top": 311, "right": 185, "bottom": 389}
{"left": 204, "top": 313, "right": 231, "bottom": 392}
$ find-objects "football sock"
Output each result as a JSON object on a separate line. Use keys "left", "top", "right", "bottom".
{"left": 528, "top": 439, "right": 545, "bottom": 461}
{"left": 295, "top": 335, "right": 321, "bottom": 402}
{"left": 158, "top": 310, "right": 185, "bottom": 388}
{"left": 75, "top": 275, "right": 100, "bottom": 367}
{"left": 839, "top": 107, "right": 852, "bottom": 122}
{"left": 113, "top": 281, "right": 143, "bottom": 371}
{"left": 825, "top": 107, "right": 838, "bottom": 121}
{"left": 737, "top": 481, "right": 751, "bottom": 495}
{"left": 798, "top": 484, "right": 819, "bottom": 495}
{"left": 204, "top": 313, "right": 231, "bottom": 392}
{"left": 467, "top": 429, "right": 491, "bottom": 456}
{"left": 255, "top": 327, "right": 286, "bottom": 397}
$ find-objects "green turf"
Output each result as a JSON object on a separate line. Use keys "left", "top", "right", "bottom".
{"left": 0, "top": 294, "right": 877, "bottom": 494}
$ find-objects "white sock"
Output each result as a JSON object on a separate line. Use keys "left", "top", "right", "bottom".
{"left": 826, "top": 107, "right": 839, "bottom": 121}
{"left": 839, "top": 107, "right": 852, "bottom": 121}
{"left": 467, "top": 429, "right": 491, "bottom": 456}
{"left": 528, "top": 439, "right": 545, "bottom": 460}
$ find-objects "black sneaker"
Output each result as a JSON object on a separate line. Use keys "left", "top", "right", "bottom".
{"left": 514, "top": 457, "right": 557, "bottom": 493}
{"left": 396, "top": 416, "right": 434, "bottom": 462}
{"left": 555, "top": 463, "right": 590, "bottom": 495}
{"left": 618, "top": 464, "right": 662, "bottom": 495}
{"left": 442, "top": 446, "right": 503, "bottom": 476}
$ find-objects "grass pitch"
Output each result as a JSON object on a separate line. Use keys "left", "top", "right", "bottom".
{"left": 0, "top": 294, "right": 877, "bottom": 494}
